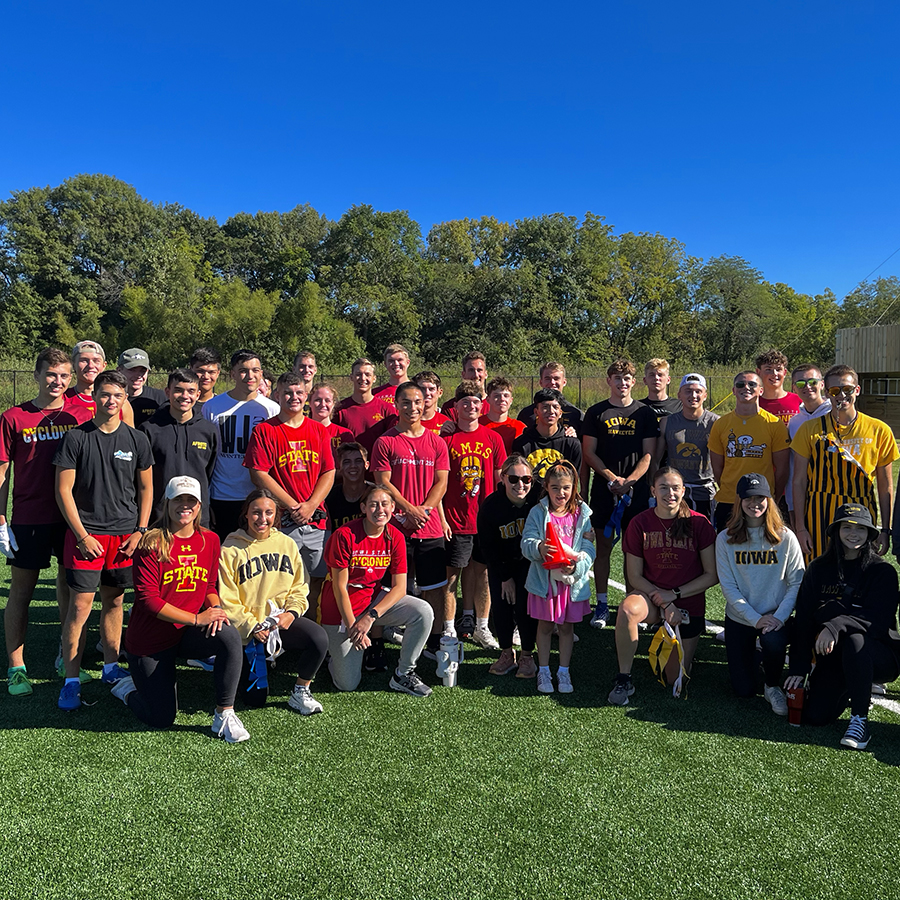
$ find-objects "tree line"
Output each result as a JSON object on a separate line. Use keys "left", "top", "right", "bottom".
{"left": 1, "top": 173, "right": 897, "bottom": 374}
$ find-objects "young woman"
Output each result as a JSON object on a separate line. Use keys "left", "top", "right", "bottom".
{"left": 309, "top": 383, "right": 354, "bottom": 456}
{"left": 609, "top": 467, "right": 718, "bottom": 705}
{"left": 521, "top": 461, "right": 595, "bottom": 694}
{"left": 785, "top": 503, "right": 900, "bottom": 750}
{"left": 717, "top": 473, "right": 804, "bottom": 714}
{"left": 477, "top": 455, "right": 541, "bottom": 679}
{"left": 319, "top": 484, "right": 434, "bottom": 697}
{"left": 218, "top": 489, "right": 329, "bottom": 714}
{"left": 116, "top": 476, "right": 249, "bottom": 743}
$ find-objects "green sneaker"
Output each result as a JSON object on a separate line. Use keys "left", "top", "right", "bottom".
{"left": 55, "top": 658, "right": 93, "bottom": 684}
{"left": 7, "top": 667, "right": 33, "bottom": 697}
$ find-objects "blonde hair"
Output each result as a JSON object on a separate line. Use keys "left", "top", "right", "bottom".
{"left": 645, "top": 358, "right": 669, "bottom": 374}
{"left": 139, "top": 508, "right": 208, "bottom": 564}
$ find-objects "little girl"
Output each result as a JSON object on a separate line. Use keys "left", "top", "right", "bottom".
{"left": 521, "top": 461, "right": 595, "bottom": 694}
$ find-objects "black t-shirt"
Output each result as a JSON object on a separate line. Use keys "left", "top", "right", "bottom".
{"left": 130, "top": 386, "right": 168, "bottom": 429}
{"left": 325, "top": 482, "right": 371, "bottom": 532}
{"left": 639, "top": 396, "right": 682, "bottom": 424}
{"left": 582, "top": 399, "right": 659, "bottom": 496}
{"left": 516, "top": 399, "right": 584, "bottom": 437}
{"left": 53, "top": 422, "right": 154, "bottom": 535}
{"left": 511, "top": 427, "right": 582, "bottom": 483}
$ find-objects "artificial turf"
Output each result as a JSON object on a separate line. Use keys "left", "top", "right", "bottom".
{"left": 2, "top": 551, "right": 900, "bottom": 900}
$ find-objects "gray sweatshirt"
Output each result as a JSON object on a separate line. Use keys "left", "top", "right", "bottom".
{"left": 715, "top": 527, "right": 805, "bottom": 627}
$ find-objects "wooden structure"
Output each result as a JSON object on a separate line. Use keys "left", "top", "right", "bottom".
{"left": 835, "top": 325, "right": 900, "bottom": 433}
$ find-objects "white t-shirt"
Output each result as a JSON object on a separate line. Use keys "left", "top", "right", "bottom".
{"left": 203, "top": 392, "right": 279, "bottom": 502}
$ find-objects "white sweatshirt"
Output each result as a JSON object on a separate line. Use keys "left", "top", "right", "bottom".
{"left": 715, "top": 526, "right": 805, "bottom": 627}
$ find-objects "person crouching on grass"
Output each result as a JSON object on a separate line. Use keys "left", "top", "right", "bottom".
{"left": 784, "top": 503, "right": 900, "bottom": 751}
{"left": 608, "top": 467, "right": 718, "bottom": 706}
{"left": 521, "top": 461, "right": 595, "bottom": 695}
{"left": 112, "top": 476, "right": 250, "bottom": 743}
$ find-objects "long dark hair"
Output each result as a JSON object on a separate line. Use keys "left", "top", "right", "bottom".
{"left": 239, "top": 488, "right": 280, "bottom": 532}
{"left": 652, "top": 467, "right": 693, "bottom": 542}
{"left": 823, "top": 527, "right": 879, "bottom": 584}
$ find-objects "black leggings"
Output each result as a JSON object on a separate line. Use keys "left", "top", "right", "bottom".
{"left": 125, "top": 623, "right": 243, "bottom": 728}
{"left": 725, "top": 616, "right": 791, "bottom": 696}
{"left": 488, "top": 562, "right": 537, "bottom": 653}
{"left": 803, "top": 633, "right": 899, "bottom": 723}
{"left": 239, "top": 616, "right": 329, "bottom": 707}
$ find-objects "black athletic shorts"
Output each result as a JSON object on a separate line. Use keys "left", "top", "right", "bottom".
{"left": 445, "top": 533, "right": 475, "bottom": 570}
{"left": 407, "top": 537, "right": 447, "bottom": 591}
{"left": 8, "top": 522, "right": 67, "bottom": 571}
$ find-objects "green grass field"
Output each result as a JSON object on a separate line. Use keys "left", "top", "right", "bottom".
{"left": 3, "top": 542, "right": 900, "bottom": 900}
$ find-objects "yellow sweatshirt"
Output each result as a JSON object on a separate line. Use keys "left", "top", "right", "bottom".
{"left": 218, "top": 529, "right": 309, "bottom": 642}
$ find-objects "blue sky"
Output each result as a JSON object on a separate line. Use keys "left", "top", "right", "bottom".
{"left": 3, "top": 1, "right": 898, "bottom": 299}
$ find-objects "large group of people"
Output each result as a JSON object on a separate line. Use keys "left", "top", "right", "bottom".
{"left": 1, "top": 342, "right": 899, "bottom": 751}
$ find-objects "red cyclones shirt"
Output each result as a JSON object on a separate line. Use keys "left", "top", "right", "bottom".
{"left": 442, "top": 425, "right": 507, "bottom": 534}
{"left": 318, "top": 519, "right": 407, "bottom": 625}
{"left": 126, "top": 529, "right": 221, "bottom": 656}
{"left": 244, "top": 416, "right": 335, "bottom": 529}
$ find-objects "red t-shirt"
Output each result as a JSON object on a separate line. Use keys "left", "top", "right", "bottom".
{"left": 421, "top": 412, "right": 450, "bottom": 434}
{"left": 319, "top": 519, "right": 407, "bottom": 625}
{"left": 64, "top": 388, "right": 96, "bottom": 415}
{"left": 369, "top": 427, "right": 450, "bottom": 540}
{"left": 373, "top": 383, "right": 400, "bottom": 406}
{"left": 442, "top": 425, "right": 507, "bottom": 534}
{"left": 0, "top": 400, "right": 92, "bottom": 524}
{"left": 478, "top": 415, "right": 526, "bottom": 453}
{"left": 323, "top": 420, "right": 354, "bottom": 455}
{"left": 244, "top": 416, "right": 335, "bottom": 529}
{"left": 336, "top": 396, "right": 397, "bottom": 456}
{"left": 759, "top": 393, "right": 802, "bottom": 427}
{"left": 126, "top": 529, "right": 221, "bottom": 656}
{"left": 621, "top": 508, "right": 716, "bottom": 617}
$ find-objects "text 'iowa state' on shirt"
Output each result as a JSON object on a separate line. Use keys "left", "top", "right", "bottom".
{"left": 161, "top": 555, "right": 211, "bottom": 589}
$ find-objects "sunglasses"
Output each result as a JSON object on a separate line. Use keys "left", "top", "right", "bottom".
{"left": 827, "top": 385, "right": 856, "bottom": 398}
{"left": 794, "top": 378, "right": 821, "bottom": 388}
{"left": 733, "top": 380, "right": 760, "bottom": 390}
{"left": 506, "top": 475, "right": 533, "bottom": 485}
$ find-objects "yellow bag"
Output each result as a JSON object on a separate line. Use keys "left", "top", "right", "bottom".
{"left": 648, "top": 621, "right": 688, "bottom": 698}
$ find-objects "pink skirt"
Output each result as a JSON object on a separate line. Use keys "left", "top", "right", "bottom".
{"left": 527, "top": 582, "right": 591, "bottom": 624}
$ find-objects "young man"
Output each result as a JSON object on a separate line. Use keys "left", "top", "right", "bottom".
{"left": 412, "top": 370, "right": 449, "bottom": 434}
{"left": 480, "top": 376, "right": 526, "bottom": 452}
{"left": 118, "top": 348, "right": 167, "bottom": 427}
{"left": 582, "top": 359, "right": 659, "bottom": 628}
{"left": 326, "top": 443, "right": 372, "bottom": 533}
{"left": 54, "top": 371, "right": 154, "bottom": 710}
{"left": 785, "top": 364, "right": 831, "bottom": 526}
{"left": 1, "top": 348, "right": 92, "bottom": 695}
{"left": 639, "top": 358, "right": 682, "bottom": 423}
{"left": 189, "top": 347, "right": 222, "bottom": 406}
{"left": 512, "top": 388, "right": 583, "bottom": 484}
{"left": 140, "top": 369, "right": 219, "bottom": 527}
{"left": 374, "top": 343, "right": 412, "bottom": 406}
{"left": 335, "top": 357, "right": 397, "bottom": 457}
{"left": 655, "top": 374, "right": 719, "bottom": 518}
{"left": 202, "top": 349, "right": 279, "bottom": 540}
{"left": 708, "top": 371, "right": 790, "bottom": 533}
{"left": 441, "top": 351, "right": 490, "bottom": 418}
{"left": 66, "top": 340, "right": 135, "bottom": 425}
{"left": 756, "top": 349, "right": 801, "bottom": 427}
{"left": 441, "top": 381, "right": 506, "bottom": 649}
{"left": 292, "top": 350, "right": 318, "bottom": 394}
{"left": 245, "top": 374, "right": 336, "bottom": 596}
{"left": 370, "top": 382, "right": 450, "bottom": 655}
{"left": 792, "top": 364, "right": 897, "bottom": 559}
{"left": 517, "top": 361, "right": 583, "bottom": 436}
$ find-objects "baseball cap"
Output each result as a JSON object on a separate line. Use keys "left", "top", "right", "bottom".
{"left": 736, "top": 473, "right": 771, "bottom": 499}
{"left": 679, "top": 373, "right": 707, "bottom": 390}
{"left": 118, "top": 348, "right": 151, "bottom": 370}
{"left": 164, "top": 476, "right": 203, "bottom": 503}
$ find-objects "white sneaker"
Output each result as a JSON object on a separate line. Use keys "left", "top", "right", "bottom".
{"left": 288, "top": 684, "right": 323, "bottom": 715}
{"left": 471, "top": 625, "right": 500, "bottom": 651}
{"left": 537, "top": 669, "right": 554, "bottom": 694}
{"left": 764, "top": 684, "right": 788, "bottom": 716}
{"left": 211, "top": 708, "right": 250, "bottom": 743}
{"left": 110, "top": 675, "right": 136, "bottom": 705}
{"left": 557, "top": 670, "right": 574, "bottom": 693}
{"left": 512, "top": 627, "right": 521, "bottom": 647}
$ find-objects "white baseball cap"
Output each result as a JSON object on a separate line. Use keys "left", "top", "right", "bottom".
{"left": 164, "top": 476, "right": 203, "bottom": 503}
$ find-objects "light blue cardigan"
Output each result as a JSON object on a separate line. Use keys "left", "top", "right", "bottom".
{"left": 521, "top": 498, "right": 596, "bottom": 602}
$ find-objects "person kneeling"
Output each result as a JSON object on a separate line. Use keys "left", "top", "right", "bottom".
{"left": 116, "top": 476, "right": 249, "bottom": 743}
{"left": 218, "top": 489, "right": 329, "bottom": 715}
{"left": 319, "top": 485, "right": 434, "bottom": 697}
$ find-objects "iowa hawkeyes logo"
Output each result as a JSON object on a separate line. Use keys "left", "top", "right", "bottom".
{"left": 676, "top": 441, "right": 700, "bottom": 458}
{"left": 460, "top": 454, "right": 483, "bottom": 498}
{"left": 526, "top": 448, "right": 564, "bottom": 479}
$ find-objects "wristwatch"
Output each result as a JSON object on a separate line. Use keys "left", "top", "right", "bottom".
{"left": 673, "top": 586, "right": 682, "bottom": 600}
{"left": 366, "top": 608, "right": 379, "bottom": 622}
{"left": 137, "top": 526, "right": 148, "bottom": 534}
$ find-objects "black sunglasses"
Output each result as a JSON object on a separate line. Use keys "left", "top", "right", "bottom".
{"left": 733, "top": 380, "right": 760, "bottom": 390}
{"left": 506, "top": 475, "right": 533, "bottom": 485}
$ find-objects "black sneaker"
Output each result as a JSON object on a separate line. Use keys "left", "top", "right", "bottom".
{"left": 389, "top": 670, "right": 432, "bottom": 697}
{"left": 840, "top": 714, "right": 870, "bottom": 750}
{"left": 363, "top": 640, "right": 388, "bottom": 672}
{"left": 607, "top": 675, "right": 635, "bottom": 707}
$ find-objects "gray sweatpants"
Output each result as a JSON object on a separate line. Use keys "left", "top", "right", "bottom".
{"left": 323, "top": 592, "right": 433, "bottom": 692}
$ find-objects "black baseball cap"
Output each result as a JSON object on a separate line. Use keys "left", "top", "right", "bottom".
{"left": 736, "top": 473, "right": 771, "bottom": 500}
